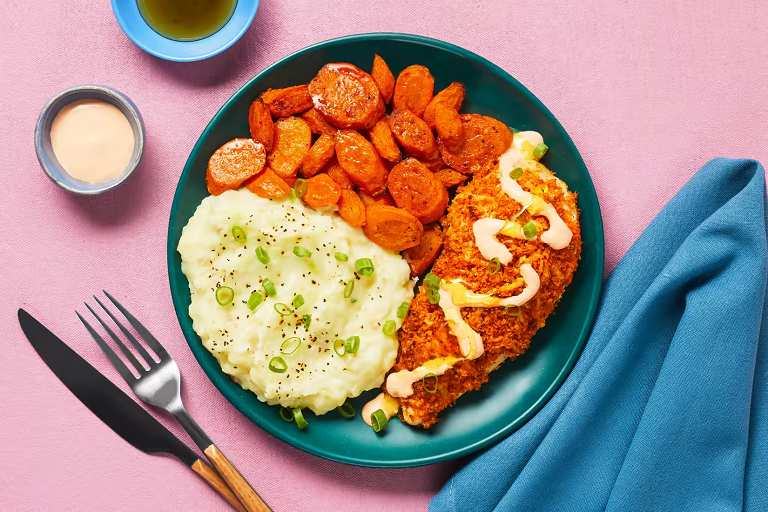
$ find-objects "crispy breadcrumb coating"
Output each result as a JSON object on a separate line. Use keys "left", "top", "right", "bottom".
{"left": 391, "top": 159, "right": 582, "bottom": 427}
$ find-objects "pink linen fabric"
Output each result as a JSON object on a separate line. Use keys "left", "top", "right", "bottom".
{"left": 0, "top": 1, "right": 766, "bottom": 510}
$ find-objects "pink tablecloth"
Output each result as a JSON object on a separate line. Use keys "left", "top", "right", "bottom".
{"left": 1, "top": 1, "right": 766, "bottom": 510}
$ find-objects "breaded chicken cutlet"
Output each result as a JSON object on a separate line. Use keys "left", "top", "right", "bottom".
{"left": 384, "top": 132, "right": 582, "bottom": 427}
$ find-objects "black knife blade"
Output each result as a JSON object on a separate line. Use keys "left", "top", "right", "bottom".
{"left": 18, "top": 308, "right": 246, "bottom": 511}
{"left": 18, "top": 308, "right": 201, "bottom": 466}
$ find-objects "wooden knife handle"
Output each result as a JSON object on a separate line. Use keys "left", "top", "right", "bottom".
{"left": 191, "top": 458, "right": 247, "bottom": 512}
{"left": 204, "top": 444, "right": 271, "bottom": 512}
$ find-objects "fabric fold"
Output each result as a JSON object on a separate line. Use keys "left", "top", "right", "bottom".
{"left": 430, "top": 158, "right": 767, "bottom": 512}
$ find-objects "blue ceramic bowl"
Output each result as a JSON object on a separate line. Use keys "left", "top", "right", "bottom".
{"left": 111, "top": 0, "right": 259, "bottom": 62}
{"left": 35, "top": 85, "right": 145, "bottom": 195}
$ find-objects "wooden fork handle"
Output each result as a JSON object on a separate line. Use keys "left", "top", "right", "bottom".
{"left": 205, "top": 444, "right": 272, "bottom": 512}
{"left": 191, "top": 458, "right": 247, "bottom": 512}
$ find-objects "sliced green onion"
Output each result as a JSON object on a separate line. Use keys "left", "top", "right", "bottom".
{"left": 350, "top": 298, "right": 358, "bottom": 303}
{"left": 294, "top": 178, "right": 307, "bottom": 198}
{"left": 397, "top": 301, "right": 410, "bottom": 319}
{"left": 279, "top": 407, "right": 294, "bottom": 422}
{"left": 292, "top": 294, "right": 305, "bottom": 309}
{"left": 255, "top": 246, "right": 270, "bottom": 264}
{"left": 383, "top": 320, "right": 396, "bottom": 336}
{"left": 509, "top": 167, "right": 524, "bottom": 180}
{"left": 334, "top": 252, "right": 348, "bottom": 262}
{"left": 274, "top": 303, "right": 292, "bottom": 316}
{"left": 247, "top": 291, "right": 263, "bottom": 310}
{"left": 370, "top": 409, "right": 388, "bottom": 433}
{"left": 263, "top": 278, "right": 277, "bottom": 297}
{"left": 337, "top": 402, "right": 356, "bottom": 418}
{"left": 427, "top": 288, "right": 440, "bottom": 305}
{"left": 423, "top": 372, "right": 438, "bottom": 393}
{"left": 301, "top": 314, "right": 311, "bottom": 329}
{"left": 215, "top": 286, "right": 234, "bottom": 306}
{"left": 424, "top": 273, "right": 440, "bottom": 290}
{"left": 523, "top": 221, "right": 537, "bottom": 240}
{"left": 268, "top": 357, "right": 287, "bottom": 373}
{"left": 293, "top": 246, "right": 312, "bottom": 258}
{"left": 533, "top": 142, "right": 548, "bottom": 159}
{"left": 334, "top": 339, "right": 346, "bottom": 356}
{"left": 232, "top": 226, "right": 246, "bottom": 243}
{"left": 293, "top": 408, "right": 308, "bottom": 429}
{"left": 355, "top": 258, "right": 375, "bottom": 276}
{"left": 345, "top": 336, "right": 360, "bottom": 354}
{"left": 343, "top": 280, "right": 354, "bottom": 298}
{"left": 281, "top": 337, "right": 301, "bottom": 355}
{"left": 488, "top": 257, "right": 501, "bottom": 275}
{"left": 505, "top": 305, "right": 521, "bottom": 317}
{"left": 510, "top": 127, "right": 520, "bottom": 134}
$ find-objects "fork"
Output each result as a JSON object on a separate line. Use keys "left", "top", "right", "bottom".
{"left": 77, "top": 291, "right": 271, "bottom": 512}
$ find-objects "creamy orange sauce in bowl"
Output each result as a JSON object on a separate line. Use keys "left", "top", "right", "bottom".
{"left": 35, "top": 85, "right": 145, "bottom": 195}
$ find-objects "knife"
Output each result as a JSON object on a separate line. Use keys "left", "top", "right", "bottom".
{"left": 18, "top": 309, "right": 246, "bottom": 512}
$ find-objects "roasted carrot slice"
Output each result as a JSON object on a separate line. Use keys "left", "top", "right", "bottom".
{"left": 337, "top": 189, "right": 366, "bottom": 228}
{"left": 438, "top": 114, "right": 513, "bottom": 174}
{"left": 303, "top": 173, "right": 342, "bottom": 208}
{"left": 244, "top": 167, "right": 291, "bottom": 199}
{"left": 301, "top": 108, "right": 338, "bottom": 136}
{"left": 248, "top": 98, "right": 275, "bottom": 152}
{"left": 387, "top": 158, "right": 449, "bottom": 224}
{"left": 434, "top": 103, "right": 464, "bottom": 153}
{"left": 423, "top": 82, "right": 466, "bottom": 129}
{"left": 389, "top": 109, "right": 438, "bottom": 159}
{"left": 323, "top": 157, "right": 355, "bottom": 190}
{"left": 393, "top": 65, "right": 434, "bottom": 118}
{"left": 334, "top": 129, "right": 389, "bottom": 196}
{"left": 434, "top": 168, "right": 467, "bottom": 188}
{"left": 368, "top": 119, "right": 401, "bottom": 163}
{"left": 402, "top": 223, "right": 443, "bottom": 277}
{"left": 412, "top": 146, "right": 444, "bottom": 172}
{"left": 267, "top": 116, "right": 312, "bottom": 180}
{"left": 206, "top": 138, "right": 266, "bottom": 196}
{"left": 309, "top": 63, "right": 385, "bottom": 130}
{"left": 359, "top": 190, "right": 395, "bottom": 207}
{"left": 371, "top": 54, "right": 395, "bottom": 103}
{"left": 363, "top": 205, "right": 424, "bottom": 251}
{"left": 260, "top": 85, "right": 313, "bottom": 117}
{"left": 300, "top": 134, "right": 335, "bottom": 178}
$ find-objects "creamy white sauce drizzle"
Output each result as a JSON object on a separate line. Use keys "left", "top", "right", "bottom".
{"left": 386, "top": 358, "right": 458, "bottom": 398}
{"left": 528, "top": 197, "right": 572, "bottom": 249}
{"left": 473, "top": 218, "right": 512, "bottom": 264}
{"left": 362, "top": 392, "right": 400, "bottom": 427}
{"left": 442, "top": 264, "right": 540, "bottom": 308}
{"left": 439, "top": 288, "right": 484, "bottom": 360}
{"left": 495, "top": 131, "right": 573, "bottom": 250}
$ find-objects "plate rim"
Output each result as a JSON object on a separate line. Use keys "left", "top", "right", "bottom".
{"left": 167, "top": 32, "right": 605, "bottom": 467}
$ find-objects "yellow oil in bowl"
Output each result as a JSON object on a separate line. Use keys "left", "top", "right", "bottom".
{"left": 138, "top": 0, "right": 238, "bottom": 42}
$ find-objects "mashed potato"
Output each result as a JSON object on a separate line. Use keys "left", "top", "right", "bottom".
{"left": 178, "top": 189, "right": 414, "bottom": 414}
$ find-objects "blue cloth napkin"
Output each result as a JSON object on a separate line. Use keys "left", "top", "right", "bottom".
{"left": 430, "top": 158, "right": 768, "bottom": 512}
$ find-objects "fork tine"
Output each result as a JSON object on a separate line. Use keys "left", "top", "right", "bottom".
{"left": 103, "top": 291, "right": 169, "bottom": 359}
{"left": 93, "top": 295, "right": 156, "bottom": 366}
{"left": 84, "top": 303, "right": 146, "bottom": 375}
{"left": 76, "top": 311, "right": 136, "bottom": 383}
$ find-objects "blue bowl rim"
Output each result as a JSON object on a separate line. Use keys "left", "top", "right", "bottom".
{"left": 111, "top": 0, "right": 260, "bottom": 62}
{"left": 35, "top": 84, "right": 146, "bottom": 195}
{"left": 167, "top": 32, "right": 605, "bottom": 467}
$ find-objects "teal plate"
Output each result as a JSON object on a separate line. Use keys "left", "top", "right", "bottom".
{"left": 168, "top": 33, "right": 604, "bottom": 468}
